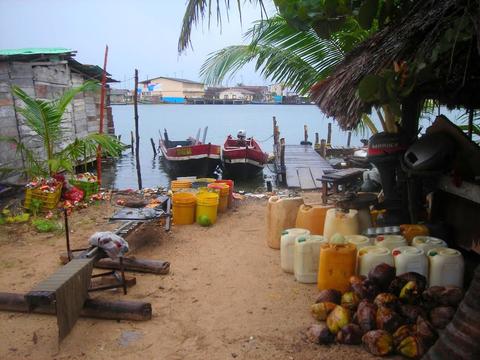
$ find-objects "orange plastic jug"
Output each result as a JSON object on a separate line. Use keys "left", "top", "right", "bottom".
{"left": 317, "top": 243, "right": 357, "bottom": 292}
{"left": 266, "top": 196, "right": 304, "bottom": 249}
{"left": 295, "top": 204, "right": 333, "bottom": 235}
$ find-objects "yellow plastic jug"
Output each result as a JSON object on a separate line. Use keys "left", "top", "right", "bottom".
{"left": 317, "top": 243, "right": 357, "bottom": 292}
{"left": 196, "top": 192, "right": 219, "bottom": 225}
{"left": 295, "top": 204, "right": 333, "bottom": 235}
{"left": 323, "top": 208, "right": 360, "bottom": 239}
{"left": 266, "top": 196, "right": 304, "bottom": 249}
{"left": 172, "top": 192, "right": 196, "bottom": 225}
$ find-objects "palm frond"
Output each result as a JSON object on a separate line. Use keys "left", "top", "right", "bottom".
{"left": 200, "top": 16, "right": 346, "bottom": 94}
{"left": 55, "top": 80, "right": 99, "bottom": 115}
{"left": 178, "top": 0, "right": 266, "bottom": 53}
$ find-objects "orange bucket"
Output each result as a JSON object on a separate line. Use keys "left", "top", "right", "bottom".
{"left": 215, "top": 179, "right": 234, "bottom": 208}
{"left": 207, "top": 183, "right": 229, "bottom": 213}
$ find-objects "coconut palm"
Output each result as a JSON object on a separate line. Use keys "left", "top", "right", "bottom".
{"left": 1, "top": 81, "right": 124, "bottom": 178}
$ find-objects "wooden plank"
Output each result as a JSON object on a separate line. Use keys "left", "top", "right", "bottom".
{"left": 297, "top": 167, "right": 316, "bottom": 190}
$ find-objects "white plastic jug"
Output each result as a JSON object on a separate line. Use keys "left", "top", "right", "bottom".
{"left": 428, "top": 248, "right": 464, "bottom": 287}
{"left": 375, "top": 235, "right": 407, "bottom": 251}
{"left": 412, "top": 236, "right": 447, "bottom": 254}
{"left": 357, "top": 246, "right": 394, "bottom": 276}
{"left": 323, "top": 208, "right": 360, "bottom": 239}
{"left": 346, "top": 235, "right": 371, "bottom": 250}
{"left": 266, "top": 196, "right": 304, "bottom": 249}
{"left": 293, "top": 235, "right": 327, "bottom": 283}
{"left": 392, "top": 246, "right": 428, "bottom": 277}
{"left": 281, "top": 228, "right": 310, "bottom": 273}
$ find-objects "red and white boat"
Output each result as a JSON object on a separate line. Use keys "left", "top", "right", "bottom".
{"left": 222, "top": 132, "right": 268, "bottom": 179}
{"left": 159, "top": 128, "right": 221, "bottom": 177}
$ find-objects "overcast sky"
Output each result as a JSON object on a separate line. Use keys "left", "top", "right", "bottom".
{"left": 0, "top": 0, "right": 276, "bottom": 89}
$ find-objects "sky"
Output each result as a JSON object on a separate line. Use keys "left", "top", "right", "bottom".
{"left": 0, "top": 0, "right": 276, "bottom": 89}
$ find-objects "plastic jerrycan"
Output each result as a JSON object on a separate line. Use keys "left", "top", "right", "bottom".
{"left": 317, "top": 241, "right": 357, "bottom": 292}
{"left": 357, "top": 246, "right": 394, "bottom": 276}
{"left": 266, "top": 196, "right": 304, "bottom": 249}
{"left": 294, "top": 235, "right": 327, "bottom": 283}
{"left": 412, "top": 236, "right": 447, "bottom": 254}
{"left": 374, "top": 235, "right": 407, "bottom": 251}
{"left": 295, "top": 204, "right": 333, "bottom": 235}
{"left": 392, "top": 246, "right": 428, "bottom": 277}
{"left": 323, "top": 208, "right": 360, "bottom": 239}
{"left": 428, "top": 248, "right": 464, "bottom": 287}
{"left": 281, "top": 228, "right": 310, "bottom": 273}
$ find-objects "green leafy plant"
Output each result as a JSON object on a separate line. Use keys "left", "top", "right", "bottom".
{"left": 31, "top": 218, "right": 61, "bottom": 233}
{"left": 1, "top": 81, "right": 124, "bottom": 178}
{"left": 29, "top": 198, "right": 43, "bottom": 217}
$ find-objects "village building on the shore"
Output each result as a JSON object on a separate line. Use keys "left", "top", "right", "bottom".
{"left": 138, "top": 76, "right": 205, "bottom": 103}
{"left": 0, "top": 48, "right": 116, "bottom": 182}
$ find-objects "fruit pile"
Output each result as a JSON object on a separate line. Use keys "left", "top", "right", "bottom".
{"left": 25, "top": 177, "right": 61, "bottom": 192}
{"left": 307, "top": 263, "right": 464, "bottom": 358}
{"left": 72, "top": 172, "right": 98, "bottom": 182}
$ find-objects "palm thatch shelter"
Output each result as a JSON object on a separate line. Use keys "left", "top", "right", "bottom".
{"left": 311, "top": 0, "right": 480, "bottom": 136}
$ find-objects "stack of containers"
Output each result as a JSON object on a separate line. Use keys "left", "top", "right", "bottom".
{"left": 215, "top": 179, "right": 234, "bottom": 208}
{"left": 171, "top": 179, "right": 192, "bottom": 192}
{"left": 207, "top": 183, "right": 230, "bottom": 213}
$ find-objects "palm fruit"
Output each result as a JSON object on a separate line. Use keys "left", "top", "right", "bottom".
{"left": 398, "top": 272, "right": 427, "bottom": 293}
{"left": 416, "top": 316, "right": 437, "bottom": 347}
{"left": 311, "top": 302, "right": 337, "bottom": 321}
{"left": 336, "top": 324, "right": 363, "bottom": 345}
{"left": 374, "top": 293, "right": 399, "bottom": 310}
{"left": 315, "top": 289, "right": 342, "bottom": 305}
{"left": 397, "top": 336, "right": 426, "bottom": 359}
{"left": 362, "top": 330, "right": 394, "bottom": 356}
{"left": 393, "top": 324, "right": 417, "bottom": 347}
{"left": 326, "top": 305, "right": 351, "bottom": 334}
{"left": 399, "top": 281, "right": 421, "bottom": 304}
{"left": 356, "top": 299, "right": 377, "bottom": 333}
{"left": 368, "top": 263, "right": 396, "bottom": 290}
{"left": 399, "top": 304, "right": 427, "bottom": 324}
{"left": 341, "top": 291, "right": 361, "bottom": 311}
{"left": 376, "top": 306, "right": 403, "bottom": 333}
{"left": 306, "top": 323, "right": 335, "bottom": 344}
{"left": 429, "top": 306, "right": 455, "bottom": 329}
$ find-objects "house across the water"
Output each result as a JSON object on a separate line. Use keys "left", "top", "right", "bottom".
{"left": 138, "top": 76, "right": 205, "bottom": 104}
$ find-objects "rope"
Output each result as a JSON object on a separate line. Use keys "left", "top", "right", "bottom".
{"left": 257, "top": 134, "right": 274, "bottom": 143}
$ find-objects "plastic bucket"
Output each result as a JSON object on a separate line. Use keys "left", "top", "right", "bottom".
{"left": 171, "top": 180, "right": 192, "bottom": 192}
{"left": 192, "top": 178, "right": 215, "bottom": 189}
{"left": 207, "top": 183, "right": 229, "bottom": 213}
{"left": 216, "top": 179, "right": 234, "bottom": 208}
{"left": 196, "top": 192, "right": 219, "bottom": 225}
{"left": 172, "top": 192, "right": 196, "bottom": 225}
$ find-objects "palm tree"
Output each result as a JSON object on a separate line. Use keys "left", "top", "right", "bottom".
{"left": 1, "top": 81, "right": 124, "bottom": 178}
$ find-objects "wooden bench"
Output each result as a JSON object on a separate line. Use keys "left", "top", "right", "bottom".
{"left": 318, "top": 168, "right": 365, "bottom": 204}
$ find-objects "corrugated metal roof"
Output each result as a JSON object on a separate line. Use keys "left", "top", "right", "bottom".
{"left": 0, "top": 47, "right": 74, "bottom": 56}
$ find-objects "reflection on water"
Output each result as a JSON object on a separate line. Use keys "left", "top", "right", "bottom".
{"left": 101, "top": 104, "right": 369, "bottom": 191}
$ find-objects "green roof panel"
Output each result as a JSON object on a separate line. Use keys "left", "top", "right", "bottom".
{"left": 0, "top": 48, "right": 73, "bottom": 56}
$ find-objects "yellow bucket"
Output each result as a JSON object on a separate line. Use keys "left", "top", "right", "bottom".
{"left": 207, "top": 183, "right": 229, "bottom": 213}
{"left": 196, "top": 192, "right": 219, "bottom": 225}
{"left": 171, "top": 180, "right": 192, "bottom": 192}
{"left": 172, "top": 192, "right": 196, "bottom": 225}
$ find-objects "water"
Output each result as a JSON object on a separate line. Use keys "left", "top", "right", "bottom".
{"left": 101, "top": 104, "right": 369, "bottom": 190}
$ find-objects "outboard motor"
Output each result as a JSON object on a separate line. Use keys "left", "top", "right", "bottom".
{"left": 403, "top": 132, "right": 456, "bottom": 172}
{"left": 368, "top": 132, "right": 409, "bottom": 224}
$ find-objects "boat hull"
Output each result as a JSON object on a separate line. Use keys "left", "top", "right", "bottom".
{"left": 159, "top": 140, "right": 221, "bottom": 177}
{"left": 223, "top": 158, "right": 265, "bottom": 179}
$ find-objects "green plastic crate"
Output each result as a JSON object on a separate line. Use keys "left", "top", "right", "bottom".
{"left": 69, "top": 179, "right": 99, "bottom": 198}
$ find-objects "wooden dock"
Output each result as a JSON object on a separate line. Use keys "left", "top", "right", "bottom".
{"left": 278, "top": 144, "right": 333, "bottom": 190}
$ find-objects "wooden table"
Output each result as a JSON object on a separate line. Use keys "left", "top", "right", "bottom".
{"left": 318, "top": 168, "right": 365, "bottom": 204}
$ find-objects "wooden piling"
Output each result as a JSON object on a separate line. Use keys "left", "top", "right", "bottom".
{"left": 303, "top": 125, "right": 308, "bottom": 144}
{"left": 130, "top": 131, "right": 134, "bottom": 154}
{"left": 150, "top": 138, "right": 157, "bottom": 156}
{"left": 133, "top": 69, "right": 142, "bottom": 190}
{"left": 319, "top": 139, "right": 327, "bottom": 158}
{"left": 315, "top": 132, "right": 319, "bottom": 146}
{"left": 273, "top": 116, "right": 278, "bottom": 146}
{"left": 280, "top": 138, "right": 286, "bottom": 169}
{"left": 327, "top": 123, "right": 332, "bottom": 145}
{"left": 347, "top": 131, "right": 352, "bottom": 147}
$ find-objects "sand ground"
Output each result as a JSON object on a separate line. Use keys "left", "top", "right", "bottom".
{"left": 0, "top": 195, "right": 378, "bottom": 360}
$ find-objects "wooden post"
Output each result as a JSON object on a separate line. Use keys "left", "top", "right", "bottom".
{"left": 315, "top": 132, "right": 319, "bottom": 146}
{"left": 96, "top": 45, "right": 109, "bottom": 186}
{"left": 273, "top": 116, "right": 278, "bottom": 145}
{"left": 130, "top": 131, "right": 134, "bottom": 153}
{"left": 280, "top": 138, "right": 286, "bottom": 169}
{"left": 347, "top": 131, "right": 352, "bottom": 147}
{"left": 468, "top": 109, "right": 474, "bottom": 139}
{"left": 0, "top": 292, "right": 152, "bottom": 321}
{"left": 327, "top": 123, "right": 332, "bottom": 145}
{"left": 133, "top": 69, "right": 142, "bottom": 190}
{"left": 304, "top": 125, "right": 308, "bottom": 143}
{"left": 319, "top": 139, "right": 327, "bottom": 158}
{"left": 150, "top": 138, "right": 157, "bottom": 156}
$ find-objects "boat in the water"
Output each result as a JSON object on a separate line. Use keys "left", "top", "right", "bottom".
{"left": 222, "top": 131, "right": 268, "bottom": 179}
{"left": 159, "top": 128, "right": 221, "bottom": 177}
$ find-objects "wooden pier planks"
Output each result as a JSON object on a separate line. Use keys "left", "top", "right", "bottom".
{"left": 283, "top": 145, "right": 333, "bottom": 190}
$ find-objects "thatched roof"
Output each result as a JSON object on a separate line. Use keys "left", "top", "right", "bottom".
{"left": 311, "top": 0, "right": 480, "bottom": 130}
